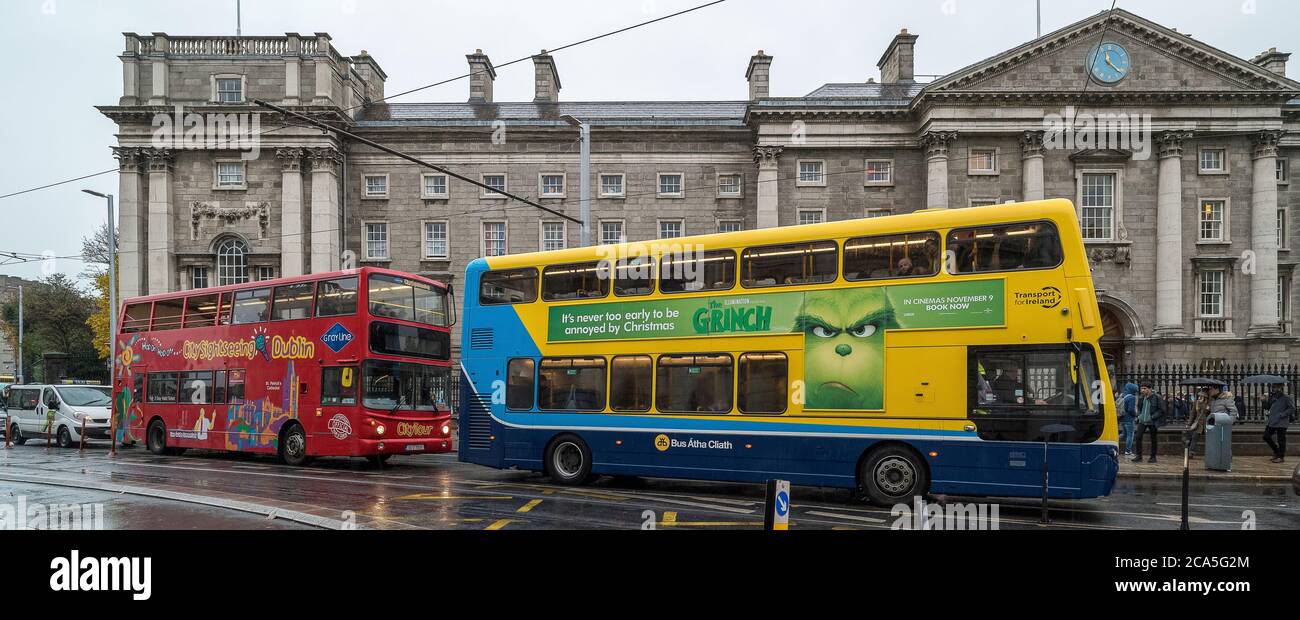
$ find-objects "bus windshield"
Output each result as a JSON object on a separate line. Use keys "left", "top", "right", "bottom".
{"left": 55, "top": 386, "right": 112, "bottom": 407}
{"left": 368, "top": 274, "right": 448, "bottom": 326}
{"left": 362, "top": 360, "right": 450, "bottom": 412}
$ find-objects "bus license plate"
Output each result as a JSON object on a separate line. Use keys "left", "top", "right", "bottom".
{"left": 405, "top": 445, "right": 425, "bottom": 452}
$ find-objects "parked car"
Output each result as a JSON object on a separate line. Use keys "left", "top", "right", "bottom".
{"left": 0, "top": 385, "right": 8, "bottom": 439}
{"left": 3, "top": 384, "right": 113, "bottom": 447}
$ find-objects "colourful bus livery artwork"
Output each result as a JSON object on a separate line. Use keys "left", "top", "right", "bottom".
{"left": 113, "top": 267, "right": 455, "bottom": 465}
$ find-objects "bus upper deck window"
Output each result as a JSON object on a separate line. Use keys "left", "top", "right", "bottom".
{"left": 741, "top": 241, "right": 837, "bottom": 288}
{"left": 183, "top": 294, "right": 220, "bottom": 328}
{"left": 660, "top": 250, "right": 736, "bottom": 294}
{"left": 947, "top": 221, "right": 1063, "bottom": 274}
{"left": 613, "top": 257, "right": 654, "bottom": 297}
{"left": 151, "top": 298, "right": 184, "bottom": 331}
{"left": 231, "top": 288, "right": 271, "bottom": 324}
{"left": 542, "top": 261, "right": 610, "bottom": 302}
{"left": 316, "top": 276, "right": 359, "bottom": 317}
{"left": 479, "top": 268, "right": 538, "bottom": 305}
{"left": 122, "top": 303, "right": 152, "bottom": 333}
{"left": 272, "top": 282, "right": 315, "bottom": 321}
{"left": 844, "top": 232, "right": 940, "bottom": 281}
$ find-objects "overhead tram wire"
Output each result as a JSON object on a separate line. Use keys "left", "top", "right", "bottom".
{"left": 0, "top": 0, "right": 730, "bottom": 203}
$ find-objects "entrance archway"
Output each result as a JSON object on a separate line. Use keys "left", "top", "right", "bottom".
{"left": 1099, "top": 305, "right": 1128, "bottom": 378}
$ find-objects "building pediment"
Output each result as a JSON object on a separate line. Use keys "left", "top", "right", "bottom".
{"left": 923, "top": 9, "right": 1300, "bottom": 101}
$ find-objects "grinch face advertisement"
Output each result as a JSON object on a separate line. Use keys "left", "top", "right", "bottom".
{"left": 547, "top": 279, "right": 1004, "bottom": 411}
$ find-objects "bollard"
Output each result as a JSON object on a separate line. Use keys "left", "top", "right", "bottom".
{"left": 79, "top": 417, "right": 86, "bottom": 453}
{"left": 109, "top": 412, "right": 118, "bottom": 457}
{"left": 1180, "top": 435, "right": 1191, "bottom": 531}
{"left": 763, "top": 479, "right": 791, "bottom": 531}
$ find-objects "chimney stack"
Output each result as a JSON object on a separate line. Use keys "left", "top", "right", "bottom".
{"left": 350, "top": 50, "right": 387, "bottom": 102}
{"left": 467, "top": 49, "right": 496, "bottom": 103}
{"left": 532, "top": 50, "right": 561, "bottom": 103}
{"left": 877, "top": 28, "right": 918, "bottom": 84}
{"left": 1252, "top": 47, "right": 1291, "bottom": 78}
{"left": 746, "top": 50, "right": 773, "bottom": 100}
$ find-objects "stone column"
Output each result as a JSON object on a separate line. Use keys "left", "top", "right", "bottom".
{"left": 283, "top": 33, "right": 302, "bottom": 105}
{"left": 112, "top": 147, "right": 145, "bottom": 299}
{"left": 147, "top": 32, "right": 169, "bottom": 106}
{"left": 1153, "top": 131, "right": 1192, "bottom": 336}
{"left": 1248, "top": 130, "right": 1284, "bottom": 335}
{"left": 921, "top": 131, "right": 956, "bottom": 209}
{"left": 142, "top": 148, "right": 175, "bottom": 294}
{"left": 1020, "top": 130, "right": 1045, "bottom": 202}
{"left": 307, "top": 147, "right": 341, "bottom": 273}
{"left": 277, "top": 148, "right": 306, "bottom": 277}
{"left": 752, "top": 145, "right": 783, "bottom": 229}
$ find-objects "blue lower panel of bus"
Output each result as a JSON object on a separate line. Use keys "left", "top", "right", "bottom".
{"left": 458, "top": 404, "right": 1118, "bottom": 500}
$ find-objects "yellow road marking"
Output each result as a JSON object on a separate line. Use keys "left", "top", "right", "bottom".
{"left": 517, "top": 499, "right": 543, "bottom": 513}
{"left": 485, "top": 519, "right": 512, "bottom": 530}
{"left": 662, "top": 511, "right": 677, "bottom": 525}
{"left": 660, "top": 521, "right": 765, "bottom": 527}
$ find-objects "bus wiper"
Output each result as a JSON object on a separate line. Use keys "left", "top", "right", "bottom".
{"left": 390, "top": 392, "right": 407, "bottom": 416}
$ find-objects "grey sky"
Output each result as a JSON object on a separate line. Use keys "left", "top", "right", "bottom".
{"left": 1, "top": 0, "right": 1295, "bottom": 285}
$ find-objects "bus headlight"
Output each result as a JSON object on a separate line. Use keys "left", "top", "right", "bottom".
{"left": 441, "top": 424, "right": 451, "bottom": 436}
{"left": 376, "top": 424, "right": 386, "bottom": 436}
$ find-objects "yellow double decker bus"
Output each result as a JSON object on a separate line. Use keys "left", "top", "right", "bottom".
{"left": 458, "top": 199, "right": 1117, "bottom": 504}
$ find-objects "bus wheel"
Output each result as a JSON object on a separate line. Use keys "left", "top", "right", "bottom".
{"left": 57, "top": 426, "right": 73, "bottom": 449}
{"left": 146, "top": 419, "right": 167, "bottom": 455}
{"left": 859, "top": 445, "right": 929, "bottom": 507}
{"left": 10, "top": 424, "right": 26, "bottom": 446}
{"left": 545, "top": 434, "right": 594, "bottom": 486}
{"left": 279, "top": 423, "right": 310, "bottom": 467}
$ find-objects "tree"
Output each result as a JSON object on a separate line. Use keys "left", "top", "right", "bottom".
{"left": 88, "top": 270, "right": 114, "bottom": 361}
{"left": 1, "top": 274, "right": 105, "bottom": 382}
{"left": 81, "top": 222, "right": 114, "bottom": 275}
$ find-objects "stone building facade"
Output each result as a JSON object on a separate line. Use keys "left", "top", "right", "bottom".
{"left": 98, "top": 10, "right": 1300, "bottom": 370}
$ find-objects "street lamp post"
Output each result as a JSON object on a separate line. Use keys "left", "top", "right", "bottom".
{"left": 82, "top": 190, "right": 117, "bottom": 382}
{"left": 561, "top": 115, "right": 592, "bottom": 246}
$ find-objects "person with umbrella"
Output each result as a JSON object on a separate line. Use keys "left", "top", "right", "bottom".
{"left": 1247, "top": 375, "right": 1294, "bottom": 463}
{"left": 1178, "top": 377, "right": 1224, "bottom": 457}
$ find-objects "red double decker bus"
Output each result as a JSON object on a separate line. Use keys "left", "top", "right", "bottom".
{"left": 112, "top": 267, "right": 455, "bottom": 466}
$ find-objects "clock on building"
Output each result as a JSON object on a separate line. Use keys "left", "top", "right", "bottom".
{"left": 1087, "top": 42, "right": 1131, "bottom": 84}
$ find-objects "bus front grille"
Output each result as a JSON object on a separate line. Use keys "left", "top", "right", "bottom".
{"left": 464, "top": 391, "right": 493, "bottom": 450}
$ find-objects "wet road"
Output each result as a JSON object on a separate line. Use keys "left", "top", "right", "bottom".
{"left": 1, "top": 443, "right": 1296, "bottom": 530}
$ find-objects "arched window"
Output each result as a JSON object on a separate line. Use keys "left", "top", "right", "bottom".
{"left": 216, "top": 238, "right": 249, "bottom": 285}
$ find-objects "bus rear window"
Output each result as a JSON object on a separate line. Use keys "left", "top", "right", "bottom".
{"left": 231, "top": 288, "right": 271, "bottom": 324}
{"left": 844, "top": 231, "right": 940, "bottom": 281}
{"left": 947, "top": 221, "right": 1063, "bottom": 274}
{"left": 542, "top": 261, "right": 610, "bottom": 301}
{"left": 741, "top": 241, "right": 837, "bottom": 288}
{"left": 480, "top": 268, "right": 538, "bottom": 305}
{"left": 660, "top": 250, "right": 736, "bottom": 294}
{"left": 122, "top": 303, "right": 151, "bottom": 333}
{"left": 369, "top": 322, "right": 450, "bottom": 360}
{"left": 316, "top": 277, "right": 359, "bottom": 317}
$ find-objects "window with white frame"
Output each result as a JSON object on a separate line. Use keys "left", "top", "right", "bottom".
{"left": 797, "top": 160, "right": 825, "bottom": 186}
{"left": 540, "top": 173, "right": 566, "bottom": 198}
{"left": 970, "top": 198, "right": 999, "bottom": 207}
{"left": 1199, "top": 147, "right": 1226, "bottom": 174}
{"left": 1278, "top": 159, "right": 1289, "bottom": 184}
{"left": 541, "top": 222, "right": 566, "bottom": 251}
{"left": 216, "top": 77, "right": 243, "bottom": 103}
{"left": 1199, "top": 270, "right": 1224, "bottom": 318}
{"left": 422, "top": 174, "right": 448, "bottom": 199}
{"left": 1079, "top": 172, "right": 1117, "bottom": 241}
{"left": 191, "top": 266, "right": 209, "bottom": 290}
{"left": 482, "top": 222, "right": 507, "bottom": 256}
{"left": 968, "top": 148, "right": 998, "bottom": 174}
{"left": 215, "top": 238, "right": 248, "bottom": 285}
{"left": 717, "top": 220, "right": 743, "bottom": 233}
{"left": 1199, "top": 200, "right": 1227, "bottom": 242}
{"left": 1280, "top": 207, "right": 1289, "bottom": 250}
{"left": 717, "top": 173, "right": 742, "bottom": 197}
{"left": 658, "top": 220, "right": 683, "bottom": 239}
{"left": 363, "top": 174, "right": 389, "bottom": 198}
{"left": 482, "top": 174, "right": 507, "bottom": 197}
{"left": 215, "top": 162, "right": 245, "bottom": 188}
{"left": 599, "top": 173, "right": 625, "bottom": 197}
{"left": 865, "top": 159, "right": 894, "bottom": 185}
{"left": 657, "top": 173, "right": 684, "bottom": 197}
{"left": 865, "top": 208, "right": 893, "bottom": 219}
{"left": 423, "top": 221, "right": 448, "bottom": 259}
{"left": 798, "top": 209, "right": 825, "bottom": 226}
{"left": 599, "top": 220, "right": 624, "bottom": 246}
{"left": 364, "top": 223, "right": 389, "bottom": 260}
{"left": 257, "top": 266, "right": 276, "bottom": 281}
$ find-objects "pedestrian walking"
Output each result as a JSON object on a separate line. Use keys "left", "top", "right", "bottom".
{"left": 1131, "top": 380, "right": 1165, "bottom": 463}
{"left": 1184, "top": 388, "right": 1210, "bottom": 458}
{"left": 1117, "top": 383, "right": 1138, "bottom": 457}
{"left": 1260, "top": 384, "right": 1295, "bottom": 463}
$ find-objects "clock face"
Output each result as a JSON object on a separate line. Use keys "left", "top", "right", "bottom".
{"left": 1087, "top": 42, "right": 1131, "bottom": 84}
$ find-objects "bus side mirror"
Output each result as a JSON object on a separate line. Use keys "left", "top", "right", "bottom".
{"left": 447, "top": 283, "right": 458, "bottom": 327}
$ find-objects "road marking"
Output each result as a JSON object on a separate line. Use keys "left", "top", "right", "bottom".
{"left": 517, "top": 499, "right": 543, "bottom": 513}
{"left": 660, "top": 520, "right": 764, "bottom": 527}
{"left": 806, "top": 510, "right": 887, "bottom": 524}
{"left": 485, "top": 519, "right": 512, "bottom": 530}
{"left": 1157, "top": 502, "right": 1297, "bottom": 511}
{"left": 663, "top": 511, "right": 677, "bottom": 525}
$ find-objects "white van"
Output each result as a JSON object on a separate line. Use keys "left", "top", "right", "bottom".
{"left": 3, "top": 384, "right": 113, "bottom": 447}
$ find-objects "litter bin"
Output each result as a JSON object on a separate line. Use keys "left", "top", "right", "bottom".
{"left": 1203, "top": 412, "right": 1233, "bottom": 472}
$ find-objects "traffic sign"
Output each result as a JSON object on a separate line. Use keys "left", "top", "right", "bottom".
{"left": 764, "top": 479, "right": 790, "bottom": 531}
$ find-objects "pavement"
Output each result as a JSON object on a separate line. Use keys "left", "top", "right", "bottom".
{"left": 2, "top": 442, "right": 1297, "bottom": 530}
{"left": 1118, "top": 454, "right": 1295, "bottom": 481}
